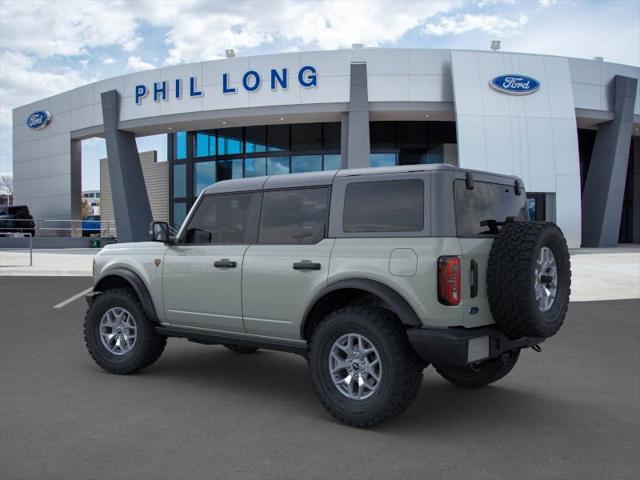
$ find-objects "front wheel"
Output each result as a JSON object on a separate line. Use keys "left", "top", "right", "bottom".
{"left": 309, "top": 307, "right": 423, "bottom": 427}
{"left": 435, "top": 349, "right": 520, "bottom": 389}
{"left": 84, "top": 288, "right": 167, "bottom": 374}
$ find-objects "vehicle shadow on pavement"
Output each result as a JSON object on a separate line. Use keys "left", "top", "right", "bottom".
{"left": 125, "top": 341, "right": 600, "bottom": 433}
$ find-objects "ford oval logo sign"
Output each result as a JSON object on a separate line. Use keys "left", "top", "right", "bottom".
{"left": 490, "top": 74, "right": 540, "bottom": 95}
{"left": 26, "top": 110, "right": 52, "bottom": 130}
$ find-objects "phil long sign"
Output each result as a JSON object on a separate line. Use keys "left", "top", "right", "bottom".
{"left": 135, "top": 65, "right": 318, "bottom": 105}
{"left": 490, "top": 74, "right": 541, "bottom": 95}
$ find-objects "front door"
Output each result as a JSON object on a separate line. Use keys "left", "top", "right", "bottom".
{"left": 162, "top": 191, "right": 260, "bottom": 332}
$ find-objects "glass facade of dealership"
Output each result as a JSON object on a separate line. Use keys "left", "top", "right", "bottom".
{"left": 168, "top": 121, "right": 458, "bottom": 228}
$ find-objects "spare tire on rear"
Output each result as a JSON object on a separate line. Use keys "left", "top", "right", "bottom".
{"left": 487, "top": 221, "right": 571, "bottom": 339}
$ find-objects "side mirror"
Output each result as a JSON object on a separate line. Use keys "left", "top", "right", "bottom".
{"left": 149, "top": 221, "right": 170, "bottom": 243}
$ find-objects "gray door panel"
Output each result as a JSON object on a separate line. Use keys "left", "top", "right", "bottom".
{"left": 162, "top": 244, "right": 248, "bottom": 332}
{"left": 242, "top": 239, "right": 334, "bottom": 339}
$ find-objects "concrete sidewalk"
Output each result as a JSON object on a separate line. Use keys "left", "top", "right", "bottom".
{"left": 0, "top": 245, "right": 638, "bottom": 302}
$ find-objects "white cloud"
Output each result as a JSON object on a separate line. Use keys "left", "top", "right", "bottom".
{"left": 0, "top": 51, "right": 93, "bottom": 172}
{"left": 538, "top": 0, "right": 557, "bottom": 7}
{"left": 424, "top": 13, "right": 529, "bottom": 37}
{"left": 127, "top": 0, "right": 464, "bottom": 65}
{"left": 0, "top": 0, "right": 142, "bottom": 58}
{"left": 102, "top": 57, "right": 117, "bottom": 65}
{"left": 126, "top": 56, "right": 155, "bottom": 72}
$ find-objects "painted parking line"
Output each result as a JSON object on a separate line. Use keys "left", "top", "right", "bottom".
{"left": 53, "top": 287, "right": 93, "bottom": 309}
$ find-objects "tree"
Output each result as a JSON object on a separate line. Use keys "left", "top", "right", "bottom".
{"left": 81, "top": 198, "right": 92, "bottom": 218}
{"left": 0, "top": 174, "right": 13, "bottom": 197}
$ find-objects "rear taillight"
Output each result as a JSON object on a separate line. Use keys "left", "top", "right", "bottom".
{"left": 438, "top": 256, "right": 461, "bottom": 306}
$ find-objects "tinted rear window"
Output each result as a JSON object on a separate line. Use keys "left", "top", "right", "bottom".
{"left": 343, "top": 179, "right": 424, "bottom": 233}
{"left": 454, "top": 180, "right": 529, "bottom": 236}
{"left": 259, "top": 188, "right": 330, "bottom": 244}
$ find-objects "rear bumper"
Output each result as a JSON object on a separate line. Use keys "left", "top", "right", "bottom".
{"left": 406, "top": 325, "right": 544, "bottom": 367}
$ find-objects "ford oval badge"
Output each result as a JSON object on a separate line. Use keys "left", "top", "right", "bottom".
{"left": 26, "top": 110, "right": 52, "bottom": 130}
{"left": 490, "top": 74, "right": 540, "bottom": 95}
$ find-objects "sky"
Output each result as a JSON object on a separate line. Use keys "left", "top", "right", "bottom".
{"left": 0, "top": 0, "right": 639, "bottom": 191}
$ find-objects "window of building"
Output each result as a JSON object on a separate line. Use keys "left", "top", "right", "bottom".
{"left": 194, "top": 161, "right": 216, "bottom": 196}
{"left": 267, "top": 125, "right": 289, "bottom": 152}
{"left": 292, "top": 123, "right": 322, "bottom": 151}
{"left": 173, "top": 202, "right": 186, "bottom": 230}
{"left": 217, "top": 159, "right": 243, "bottom": 181}
{"left": 168, "top": 122, "right": 341, "bottom": 220}
{"left": 370, "top": 153, "right": 396, "bottom": 168}
{"left": 267, "top": 156, "right": 290, "bottom": 175}
{"left": 323, "top": 123, "right": 341, "bottom": 151}
{"left": 343, "top": 180, "right": 424, "bottom": 233}
{"left": 245, "top": 126, "right": 267, "bottom": 153}
{"left": 217, "top": 128, "right": 242, "bottom": 155}
{"left": 173, "top": 164, "right": 186, "bottom": 198}
{"left": 323, "top": 154, "right": 341, "bottom": 171}
{"left": 182, "top": 193, "right": 258, "bottom": 244}
{"left": 259, "top": 188, "right": 330, "bottom": 244}
{"left": 175, "top": 131, "right": 187, "bottom": 160}
{"left": 244, "top": 157, "right": 266, "bottom": 177}
{"left": 454, "top": 180, "right": 529, "bottom": 236}
{"left": 291, "top": 155, "right": 322, "bottom": 173}
{"left": 194, "top": 131, "right": 215, "bottom": 157}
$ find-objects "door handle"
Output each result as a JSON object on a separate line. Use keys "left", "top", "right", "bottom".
{"left": 470, "top": 259, "right": 478, "bottom": 298}
{"left": 214, "top": 258, "right": 237, "bottom": 269}
{"left": 293, "top": 260, "right": 321, "bottom": 271}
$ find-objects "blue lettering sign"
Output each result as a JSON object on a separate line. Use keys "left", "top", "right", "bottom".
{"left": 242, "top": 70, "right": 261, "bottom": 92}
{"left": 153, "top": 81, "right": 167, "bottom": 102}
{"left": 223, "top": 73, "right": 236, "bottom": 94}
{"left": 135, "top": 85, "right": 148, "bottom": 104}
{"left": 270, "top": 68, "right": 287, "bottom": 90}
{"left": 189, "top": 76, "right": 203, "bottom": 97}
{"left": 298, "top": 66, "right": 317, "bottom": 87}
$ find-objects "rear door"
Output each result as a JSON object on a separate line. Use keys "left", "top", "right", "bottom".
{"left": 242, "top": 187, "right": 333, "bottom": 340}
{"left": 453, "top": 177, "right": 529, "bottom": 328}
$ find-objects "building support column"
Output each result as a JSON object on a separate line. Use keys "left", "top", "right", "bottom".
{"left": 581, "top": 75, "right": 638, "bottom": 247}
{"left": 101, "top": 90, "right": 153, "bottom": 242}
{"left": 633, "top": 136, "right": 640, "bottom": 243}
{"left": 346, "top": 62, "right": 370, "bottom": 169}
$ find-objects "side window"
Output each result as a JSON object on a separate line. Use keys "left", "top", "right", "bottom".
{"left": 182, "top": 192, "right": 258, "bottom": 244}
{"left": 343, "top": 179, "right": 424, "bottom": 233}
{"left": 259, "top": 188, "right": 330, "bottom": 244}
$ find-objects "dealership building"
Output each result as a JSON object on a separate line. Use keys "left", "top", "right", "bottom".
{"left": 11, "top": 47, "right": 640, "bottom": 247}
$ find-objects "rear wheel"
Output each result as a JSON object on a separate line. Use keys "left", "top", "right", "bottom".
{"left": 84, "top": 288, "right": 166, "bottom": 374}
{"left": 435, "top": 349, "right": 520, "bottom": 389}
{"left": 309, "top": 307, "right": 423, "bottom": 427}
{"left": 223, "top": 344, "right": 259, "bottom": 354}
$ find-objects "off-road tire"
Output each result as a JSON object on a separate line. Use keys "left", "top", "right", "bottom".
{"left": 435, "top": 349, "right": 520, "bottom": 389}
{"left": 84, "top": 288, "right": 166, "bottom": 374}
{"left": 309, "top": 306, "right": 423, "bottom": 427}
{"left": 223, "top": 344, "right": 259, "bottom": 354}
{"left": 487, "top": 221, "right": 571, "bottom": 339}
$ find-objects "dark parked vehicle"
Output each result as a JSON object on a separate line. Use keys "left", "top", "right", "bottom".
{"left": 0, "top": 205, "right": 35, "bottom": 237}
{"left": 82, "top": 215, "right": 101, "bottom": 237}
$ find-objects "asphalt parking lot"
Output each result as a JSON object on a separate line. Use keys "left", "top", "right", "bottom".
{"left": 1, "top": 277, "right": 638, "bottom": 480}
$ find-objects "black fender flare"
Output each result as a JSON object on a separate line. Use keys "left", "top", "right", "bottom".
{"left": 94, "top": 268, "right": 159, "bottom": 323}
{"left": 301, "top": 278, "right": 422, "bottom": 338}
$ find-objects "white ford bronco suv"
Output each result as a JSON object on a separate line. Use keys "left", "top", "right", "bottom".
{"left": 85, "top": 164, "right": 570, "bottom": 427}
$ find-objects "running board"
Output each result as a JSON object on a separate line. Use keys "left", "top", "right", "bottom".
{"left": 156, "top": 326, "right": 308, "bottom": 357}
